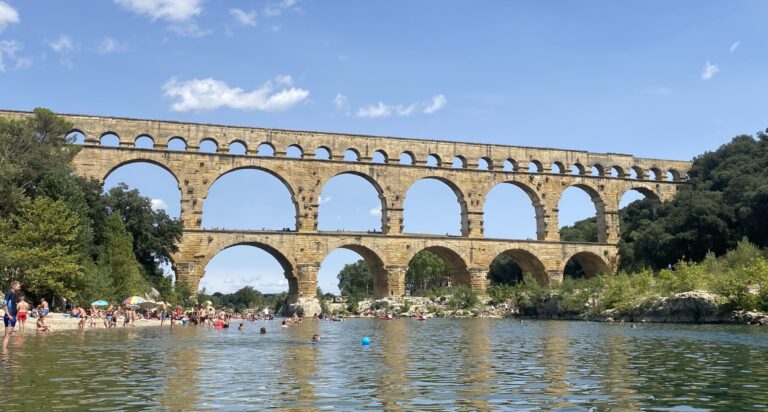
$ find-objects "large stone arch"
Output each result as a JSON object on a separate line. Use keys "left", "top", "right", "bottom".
{"left": 487, "top": 248, "right": 549, "bottom": 286}
{"left": 562, "top": 251, "right": 611, "bottom": 278}
{"left": 402, "top": 176, "right": 469, "bottom": 236}
{"left": 317, "top": 171, "right": 387, "bottom": 232}
{"left": 322, "top": 243, "right": 392, "bottom": 298}
{"left": 102, "top": 158, "right": 181, "bottom": 187}
{"left": 199, "top": 239, "right": 298, "bottom": 298}
{"left": 406, "top": 245, "right": 472, "bottom": 288}
{"left": 482, "top": 180, "right": 546, "bottom": 240}
{"left": 203, "top": 165, "right": 299, "bottom": 229}
{"left": 558, "top": 183, "right": 608, "bottom": 243}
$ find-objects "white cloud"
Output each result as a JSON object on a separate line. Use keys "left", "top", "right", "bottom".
{"left": 357, "top": 102, "right": 392, "bottom": 118}
{"left": 151, "top": 198, "right": 168, "bottom": 211}
{"left": 114, "top": 0, "right": 202, "bottom": 22}
{"left": 356, "top": 94, "right": 447, "bottom": 118}
{"left": 318, "top": 195, "right": 332, "bottom": 204}
{"left": 0, "top": 39, "right": 23, "bottom": 72}
{"left": 97, "top": 37, "right": 127, "bottom": 54}
{"left": 229, "top": 8, "right": 256, "bottom": 26}
{"left": 115, "top": 0, "right": 208, "bottom": 36}
{"left": 729, "top": 41, "right": 740, "bottom": 53}
{"left": 162, "top": 75, "right": 310, "bottom": 112}
{"left": 264, "top": 0, "right": 298, "bottom": 17}
{"left": 424, "top": 94, "right": 447, "bottom": 114}
{"left": 701, "top": 61, "right": 719, "bottom": 80}
{"left": 0, "top": 1, "right": 19, "bottom": 33}
{"left": 333, "top": 93, "right": 350, "bottom": 114}
{"left": 48, "top": 34, "right": 74, "bottom": 53}
{"left": 368, "top": 207, "right": 381, "bottom": 217}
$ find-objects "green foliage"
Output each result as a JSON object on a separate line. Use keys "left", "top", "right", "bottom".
{"left": 4, "top": 197, "right": 84, "bottom": 301}
{"left": 488, "top": 253, "right": 523, "bottom": 285}
{"left": 560, "top": 217, "right": 598, "bottom": 243}
{"left": 487, "top": 284, "right": 516, "bottom": 305}
{"left": 448, "top": 285, "right": 479, "bottom": 310}
{"left": 337, "top": 260, "right": 373, "bottom": 297}
{"left": 97, "top": 213, "right": 147, "bottom": 300}
{"left": 406, "top": 250, "right": 448, "bottom": 294}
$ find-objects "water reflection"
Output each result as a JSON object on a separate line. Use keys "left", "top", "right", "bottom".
{"left": 0, "top": 320, "right": 765, "bottom": 410}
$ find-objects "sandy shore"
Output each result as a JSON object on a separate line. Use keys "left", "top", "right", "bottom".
{"left": 11, "top": 313, "right": 164, "bottom": 334}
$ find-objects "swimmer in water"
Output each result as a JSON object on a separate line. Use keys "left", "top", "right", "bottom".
{"left": 311, "top": 334, "right": 320, "bottom": 343}
{"left": 238, "top": 323, "right": 244, "bottom": 331}
{"left": 260, "top": 327, "right": 267, "bottom": 334}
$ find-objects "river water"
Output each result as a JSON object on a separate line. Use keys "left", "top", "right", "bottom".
{"left": 1, "top": 319, "right": 766, "bottom": 411}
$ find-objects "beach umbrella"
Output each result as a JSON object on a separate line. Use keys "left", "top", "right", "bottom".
{"left": 139, "top": 301, "right": 158, "bottom": 310}
{"left": 123, "top": 296, "right": 146, "bottom": 306}
{"left": 91, "top": 300, "right": 109, "bottom": 307}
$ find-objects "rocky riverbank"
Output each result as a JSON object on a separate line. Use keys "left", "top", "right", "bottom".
{"left": 286, "top": 292, "right": 768, "bottom": 325}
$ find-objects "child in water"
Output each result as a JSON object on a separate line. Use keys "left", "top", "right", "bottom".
{"left": 311, "top": 334, "right": 320, "bottom": 343}
{"left": 238, "top": 323, "right": 244, "bottom": 331}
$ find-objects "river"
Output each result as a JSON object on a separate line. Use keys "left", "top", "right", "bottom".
{"left": 1, "top": 319, "right": 766, "bottom": 410}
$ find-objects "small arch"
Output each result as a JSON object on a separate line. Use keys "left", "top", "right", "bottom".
{"left": 551, "top": 161, "right": 565, "bottom": 174}
{"left": 610, "top": 166, "right": 625, "bottom": 178}
{"left": 426, "top": 154, "right": 441, "bottom": 167}
{"left": 286, "top": 144, "right": 303, "bottom": 159}
{"left": 199, "top": 138, "right": 218, "bottom": 154}
{"left": 563, "top": 251, "right": 610, "bottom": 279}
{"left": 451, "top": 155, "right": 466, "bottom": 169}
{"left": 100, "top": 132, "right": 120, "bottom": 147}
{"left": 502, "top": 159, "right": 518, "bottom": 172}
{"left": 649, "top": 167, "right": 662, "bottom": 181}
{"left": 315, "top": 146, "right": 331, "bottom": 160}
{"left": 372, "top": 150, "right": 387, "bottom": 164}
{"left": 477, "top": 157, "right": 492, "bottom": 170}
{"left": 528, "top": 160, "right": 543, "bottom": 173}
{"left": 483, "top": 181, "right": 544, "bottom": 240}
{"left": 571, "top": 163, "right": 586, "bottom": 175}
{"left": 167, "top": 137, "right": 187, "bottom": 151}
{"left": 343, "top": 148, "right": 360, "bottom": 162}
{"left": 629, "top": 166, "right": 644, "bottom": 180}
{"left": 317, "top": 172, "right": 385, "bottom": 232}
{"left": 667, "top": 169, "right": 681, "bottom": 182}
{"left": 134, "top": 135, "right": 154, "bottom": 149}
{"left": 66, "top": 130, "right": 85, "bottom": 145}
{"left": 399, "top": 151, "right": 414, "bottom": 165}
{"left": 488, "top": 249, "right": 548, "bottom": 286}
{"left": 257, "top": 142, "right": 275, "bottom": 157}
{"left": 591, "top": 164, "right": 604, "bottom": 177}
{"left": 407, "top": 246, "right": 471, "bottom": 291}
{"left": 558, "top": 184, "right": 606, "bottom": 243}
{"left": 228, "top": 140, "right": 247, "bottom": 155}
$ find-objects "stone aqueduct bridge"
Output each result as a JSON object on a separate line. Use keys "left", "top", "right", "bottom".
{"left": 3, "top": 110, "right": 692, "bottom": 300}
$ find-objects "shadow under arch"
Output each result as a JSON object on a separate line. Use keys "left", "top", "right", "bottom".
{"left": 407, "top": 245, "right": 471, "bottom": 288}
{"left": 484, "top": 181, "right": 546, "bottom": 240}
{"left": 622, "top": 186, "right": 661, "bottom": 204}
{"left": 488, "top": 248, "right": 549, "bottom": 286}
{"left": 203, "top": 165, "right": 298, "bottom": 230}
{"left": 559, "top": 183, "right": 608, "bottom": 243}
{"left": 324, "top": 244, "right": 390, "bottom": 298}
{"left": 563, "top": 251, "right": 610, "bottom": 279}
{"left": 403, "top": 176, "right": 469, "bottom": 236}
{"left": 318, "top": 171, "right": 387, "bottom": 232}
{"left": 199, "top": 240, "right": 297, "bottom": 299}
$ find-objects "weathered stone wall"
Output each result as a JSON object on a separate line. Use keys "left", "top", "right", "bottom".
{"left": 0, "top": 110, "right": 692, "bottom": 300}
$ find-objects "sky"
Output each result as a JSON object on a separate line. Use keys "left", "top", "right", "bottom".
{"left": 1, "top": 1, "right": 766, "bottom": 294}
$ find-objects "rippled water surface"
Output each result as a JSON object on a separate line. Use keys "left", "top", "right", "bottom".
{"left": 1, "top": 319, "right": 767, "bottom": 410}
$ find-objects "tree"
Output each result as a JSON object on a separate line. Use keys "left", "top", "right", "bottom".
{"left": 5, "top": 197, "right": 84, "bottom": 301}
{"left": 488, "top": 253, "right": 524, "bottom": 285}
{"left": 337, "top": 260, "right": 373, "bottom": 297}
{"left": 97, "top": 213, "right": 146, "bottom": 299}
{"left": 406, "top": 250, "right": 447, "bottom": 293}
{"left": 104, "top": 184, "right": 182, "bottom": 288}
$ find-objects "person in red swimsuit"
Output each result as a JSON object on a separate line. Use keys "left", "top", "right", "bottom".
{"left": 16, "top": 296, "right": 29, "bottom": 333}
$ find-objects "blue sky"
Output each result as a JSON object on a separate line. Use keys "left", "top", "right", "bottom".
{"left": 1, "top": 1, "right": 766, "bottom": 294}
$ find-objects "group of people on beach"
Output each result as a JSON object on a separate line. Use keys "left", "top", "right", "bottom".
{"left": 2, "top": 281, "right": 58, "bottom": 350}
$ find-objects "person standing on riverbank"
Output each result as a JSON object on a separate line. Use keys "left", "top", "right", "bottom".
{"left": 3, "top": 281, "right": 21, "bottom": 351}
